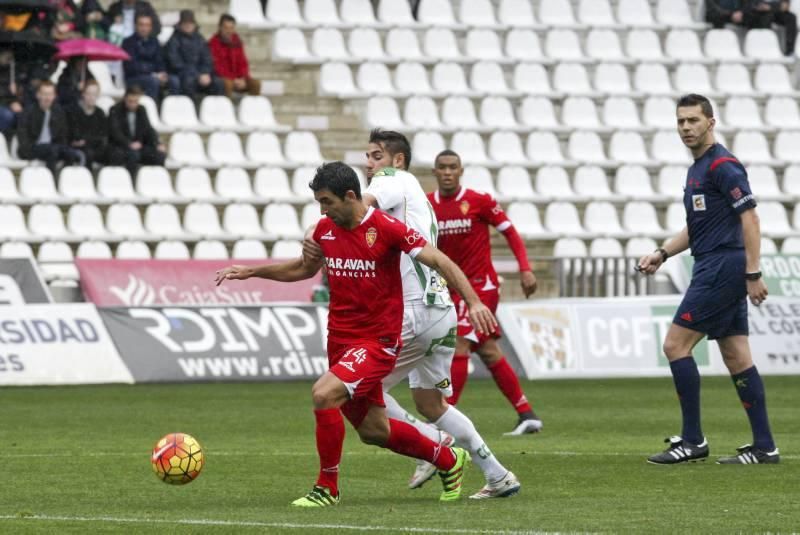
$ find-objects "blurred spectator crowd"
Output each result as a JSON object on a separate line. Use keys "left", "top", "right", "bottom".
{"left": 1, "top": 0, "right": 258, "bottom": 168}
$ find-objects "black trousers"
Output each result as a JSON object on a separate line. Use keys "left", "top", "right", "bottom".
{"left": 27, "top": 143, "right": 83, "bottom": 173}
{"left": 107, "top": 145, "right": 166, "bottom": 175}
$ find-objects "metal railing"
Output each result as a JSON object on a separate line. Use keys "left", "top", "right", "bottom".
{"left": 551, "top": 256, "right": 656, "bottom": 298}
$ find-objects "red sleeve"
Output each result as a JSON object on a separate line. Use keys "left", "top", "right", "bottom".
{"left": 502, "top": 225, "right": 531, "bottom": 272}
{"left": 382, "top": 214, "right": 428, "bottom": 256}
{"left": 477, "top": 193, "right": 511, "bottom": 229}
{"left": 208, "top": 36, "right": 230, "bottom": 79}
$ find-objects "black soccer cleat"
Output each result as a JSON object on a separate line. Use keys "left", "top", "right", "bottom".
{"left": 716, "top": 444, "right": 780, "bottom": 464}
{"left": 647, "top": 436, "right": 709, "bottom": 465}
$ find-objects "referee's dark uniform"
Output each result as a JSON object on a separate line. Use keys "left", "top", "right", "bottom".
{"left": 673, "top": 143, "right": 756, "bottom": 339}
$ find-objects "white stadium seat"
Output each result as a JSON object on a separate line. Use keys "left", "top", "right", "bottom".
{"left": 143, "top": 203, "right": 194, "bottom": 240}
{"left": 0, "top": 241, "right": 34, "bottom": 257}
{"left": 617, "top": 0, "right": 658, "bottom": 28}
{"left": 301, "top": 202, "right": 324, "bottom": 229}
{"left": 340, "top": 0, "right": 378, "bottom": 27}
{"left": 377, "top": 0, "right": 417, "bottom": 26}
{"left": 568, "top": 131, "right": 608, "bottom": 164}
{"left": 594, "top": 63, "right": 633, "bottom": 95}
{"left": 462, "top": 166, "right": 497, "bottom": 196}
{"left": 319, "top": 62, "right": 359, "bottom": 97}
{"left": 609, "top": 132, "right": 651, "bottom": 165}
{"left": 634, "top": 63, "right": 674, "bottom": 95}
{"left": 603, "top": 97, "right": 643, "bottom": 130}
{"left": 423, "top": 28, "right": 462, "bottom": 61}
{"left": 545, "top": 30, "right": 586, "bottom": 62}
{"left": 745, "top": 29, "right": 789, "bottom": 62}
{"left": 784, "top": 166, "right": 800, "bottom": 198}
{"left": 58, "top": 166, "right": 101, "bottom": 204}
{"left": 0, "top": 205, "right": 36, "bottom": 242}
{"left": 459, "top": 0, "right": 499, "bottom": 27}
{"left": 208, "top": 132, "right": 248, "bottom": 167}
{"left": 311, "top": 28, "right": 350, "bottom": 61}
{"left": 272, "top": 240, "right": 303, "bottom": 258}
{"left": 0, "top": 167, "right": 25, "bottom": 204}
{"left": 116, "top": 240, "right": 151, "bottom": 259}
{"left": 623, "top": 202, "right": 667, "bottom": 237}
{"left": 513, "top": 63, "right": 557, "bottom": 95}
{"left": 412, "top": 131, "right": 446, "bottom": 166}
{"left": 539, "top": 0, "right": 579, "bottom": 27}
{"left": 488, "top": 131, "right": 528, "bottom": 165}
{"left": 498, "top": 0, "right": 540, "bottom": 28}
{"left": 263, "top": 203, "right": 304, "bottom": 239}
{"left": 432, "top": 62, "right": 474, "bottom": 95}
{"left": 757, "top": 202, "right": 794, "bottom": 237}
{"left": 574, "top": 165, "right": 617, "bottom": 201}
{"left": 272, "top": 28, "right": 316, "bottom": 63}
{"left": 452, "top": 132, "right": 492, "bottom": 166}
{"left": 20, "top": 167, "right": 65, "bottom": 204}
{"left": 395, "top": 62, "right": 437, "bottom": 95}
{"left": 626, "top": 30, "right": 666, "bottom": 62}
{"left": 715, "top": 64, "right": 754, "bottom": 95}
{"left": 28, "top": 203, "right": 77, "bottom": 241}
{"left": 724, "top": 97, "right": 766, "bottom": 130}
{"left": 97, "top": 166, "right": 143, "bottom": 204}
{"left": 465, "top": 30, "right": 506, "bottom": 62}
{"left": 267, "top": 0, "right": 306, "bottom": 26}
{"left": 471, "top": 61, "right": 514, "bottom": 95}
{"left": 666, "top": 30, "right": 705, "bottom": 62}
{"left": 657, "top": 0, "right": 703, "bottom": 27}
{"left": 229, "top": 0, "right": 269, "bottom": 28}
{"left": 139, "top": 95, "right": 168, "bottom": 133}
{"left": 284, "top": 131, "right": 323, "bottom": 165}
{"left": 520, "top": 97, "right": 561, "bottom": 130}
{"left": 232, "top": 239, "right": 269, "bottom": 259}
{"left": 238, "top": 96, "right": 290, "bottom": 132}
{"left": 175, "top": 167, "right": 221, "bottom": 203}
{"left": 562, "top": 97, "right": 603, "bottom": 130}
{"left": 657, "top": 166, "right": 686, "bottom": 199}
{"left": 67, "top": 204, "right": 113, "bottom": 241}
{"left": 418, "top": 0, "right": 459, "bottom": 28}
{"left": 584, "top": 202, "right": 629, "bottom": 238}
{"left": 349, "top": 29, "right": 387, "bottom": 61}
{"left": 169, "top": 132, "right": 209, "bottom": 167}
{"left": 586, "top": 30, "right": 626, "bottom": 62}
{"left": 589, "top": 238, "right": 624, "bottom": 257}
{"left": 215, "top": 167, "right": 255, "bottom": 202}
{"left": 505, "top": 30, "right": 547, "bottom": 62}
{"left": 643, "top": 96, "right": 678, "bottom": 129}
{"left": 246, "top": 132, "right": 289, "bottom": 167}
{"left": 554, "top": 237, "right": 588, "bottom": 257}
{"left": 304, "top": 0, "right": 343, "bottom": 27}
{"left": 37, "top": 241, "right": 78, "bottom": 280}
{"left": 625, "top": 237, "right": 658, "bottom": 257}
{"left": 552, "top": 63, "right": 595, "bottom": 96}
{"left": 782, "top": 237, "right": 800, "bottom": 254}
{"left": 774, "top": 132, "right": 800, "bottom": 164}
{"left": 666, "top": 203, "right": 686, "bottom": 232}
{"left": 386, "top": 30, "right": 426, "bottom": 62}
{"left": 480, "top": 97, "right": 520, "bottom": 130}
{"left": 161, "top": 95, "right": 202, "bottom": 131}
{"left": 154, "top": 241, "right": 191, "bottom": 260}
{"left": 536, "top": 166, "right": 581, "bottom": 200}
{"left": 291, "top": 167, "right": 316, "bottom": 200}
{"left": 193, "top": 240, "right": 229, "bottom": 260}
{"left": 732, "top": 132, "right": 774, "bottom": 164}
{"left": 199, "top": 96, "right": 238, "bottom": 130}
{"left": 527, "top": 132, "right": 568, "bottom": 164}
{"left": 442, "top": 96, "right": 480, "bottom": 130}
{"left": 136, "top": 166, "right": 184, "bottom": 203}
{"left": 614, "top": 166, "right": 661, "bottom": 201}
{"left": 746, "top": 166, "right": 783, "bottom": 201}
{"left": 404, "top": 96, "right": 443, "bottom": 130}
{"left": 755, "top": 64, "right": 797, "bottom": 95}
{"left": 357, "top": 62, "right": 399, "bottom": 95}
{"left": 184, "top": 202, "right": 230, "bottom": 241}
{"left": 545, "top": 201, "right": 591, "bottom": 237}
{"left": 704, "top": 29, "right": 746, "bottom": 62}
{"left": 366, "top": 97, "right": 405, "bottom": 130}
{"left": 105, "top": 203, "right": 149, "bottom": 241}
{"left": 497, "top": 166, "right": 536, "bottom": 201}
{"left": 651, "top": 131, "right": 690, "bottom": 164}
{"left": 578, "top": 0, "right": 619, "bottom": 28}
{"left": 507, "top": 202, "right": 551, "bottom": 238}
{"left": 76, "top": 241, "right": 113, "bottom": 259}
{"left": 761, "top": 238, "right": 779, "bottom": 255}
{"left": 765, "top": 97, "right": 800, "bottom": 128}
{"left": 224, "top": 203, "right": 273, "bottom": 240}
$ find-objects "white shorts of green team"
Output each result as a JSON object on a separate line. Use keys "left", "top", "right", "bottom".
{"left": 382, "top": 302, "right": 458, "bottom": 398}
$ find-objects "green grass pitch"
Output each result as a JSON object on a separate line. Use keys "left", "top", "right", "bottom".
{"left": 0, "top": 376, "right": 797, "bottom": 534}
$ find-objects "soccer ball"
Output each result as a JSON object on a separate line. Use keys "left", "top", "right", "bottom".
{"left": 151, "top": 432, "right": 204, "bottom": 485}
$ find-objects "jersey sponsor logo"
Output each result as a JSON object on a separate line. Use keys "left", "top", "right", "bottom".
{"left": 491, "top": 204, "right": 502, "bottom": 215}
{"left": 459, "top": 200, "right": 470, "bottom": 215}
{"left": 365, "top": 227, "right": 377, "bottom": 248}
{"left": 435, "top": 378, "right": 451, "bottom": 389}
{"left": 405, "top": 230, "right": 422, "bottom": 245}
{"left": 320, "top": 230, "right": 336, "bottom": 241}
{"left": 438, "top": 218, "right": 472, "bottom": 235}
{"left": 325, "top": 257, "right": 377, "bottom": 278}
{"left": 732, "top": 194, "right": 754, "bottom": 209}
{"left": 692, "top": 194, "right": 706, "bottom": 211}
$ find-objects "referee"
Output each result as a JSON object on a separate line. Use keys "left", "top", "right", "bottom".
{"left": 638, "top": 94, "right": 779, "bottom": 465}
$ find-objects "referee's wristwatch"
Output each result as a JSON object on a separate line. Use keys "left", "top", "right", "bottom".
{"left": 745, "top": 271, "right": 763, "bottom": 281}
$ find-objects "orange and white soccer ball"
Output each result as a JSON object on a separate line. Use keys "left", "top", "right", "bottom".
{"left": 151, "top": 433, "right": 204, "bottom": 485}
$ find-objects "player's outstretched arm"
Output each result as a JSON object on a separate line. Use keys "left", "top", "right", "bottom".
{"left": 741, "top": 208, "right": 768, "bottom": 306}
{"left": 414, "top": 244, "right": 498, "bottom": 335}
{"left": 215, "top": 255, "right": 323, "bottom": 286}
{"left": 637, "top": 227, "right": 690, "bottom": 275}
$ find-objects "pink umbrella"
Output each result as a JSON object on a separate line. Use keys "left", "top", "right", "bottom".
{"left": 54, "top": 38, "right": 130, "bottom": 62}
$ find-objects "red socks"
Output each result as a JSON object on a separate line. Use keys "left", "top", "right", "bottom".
{"left": 314, "top": 408, "right": 345, "bottom": 496}
{"left": 385, "top": 418, "right": 456, "bottom": 471}
{"left": 488, "top": 357, "right": 532, "bottom": 414}
{"left": 447, "top": 353, "right": 470, "bottom": 405}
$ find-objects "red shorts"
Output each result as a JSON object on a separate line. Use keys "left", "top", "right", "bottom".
{"left": 452, "top": 288, "right": 501, "bottom": 349}
{"left": 328, "top": 339, "right": 399, "bottom": 427}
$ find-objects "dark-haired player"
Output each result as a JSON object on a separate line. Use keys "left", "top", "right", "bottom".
{"left": 217, "top": 162, "right": 497, "bottom": 505}
{"left": 429, "top": 150, "right": 542, "bottom": 435}
{"left": 638, "top": 94, "right": 779, "bottom": 465}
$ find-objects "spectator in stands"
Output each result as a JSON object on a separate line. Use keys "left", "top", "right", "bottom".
{"left": 104, "top": 0, "right": 161, "bottom": 39}
{"left": 67, "top": 80, "right": 108, "bottom": 169}
{"left": 0, "top": 50, "right": 23, "bottom": 140}
{"left": 166, "top": 10, "right": 223, "bottom": 100}
{"left": 17, "top": 80, "right": 84, "bottom": 172}
{"left": 208, "top": 14, "right": 261, "bottom": 98}
{"left": 743, "top": 0, "right": 797, "bottom": 55}
{"left": 51, "top": 0, "right": 85, "bottom": 41}
{"left": 122, "top": 13, "right": 168, "bottom": 102}
{"left": 107, "top": 85, "right": 165, "bottom": 174}
{"left": 81, "top": 0, "right": 107, "bottom": 39}
{"left": 56, "top": 56, "right": 95, "bottom": 108}
{"left": 706, "top": 0, "right": 745, "bottom": 28}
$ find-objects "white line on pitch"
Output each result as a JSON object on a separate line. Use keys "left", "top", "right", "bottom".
{"left": 0, "top": 514, "right": 572, "bottom": 535}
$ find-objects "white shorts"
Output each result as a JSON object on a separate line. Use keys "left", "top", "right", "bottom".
{"left": 383, "top": 303, "right": 457, "bottom": 397}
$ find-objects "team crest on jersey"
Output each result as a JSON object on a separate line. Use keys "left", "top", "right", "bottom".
{"left": 365, "top": 227, "right": 377, "bottom": 247}
{"left": 459, "top": 201, "right": 470, "bottom": 215}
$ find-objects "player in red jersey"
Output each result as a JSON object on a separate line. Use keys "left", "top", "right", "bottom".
{"left": 428, "top": 150, "right": 542, "bottom": 435}
{"left": 216, "top": 162, "right": 497, "bottom": 505}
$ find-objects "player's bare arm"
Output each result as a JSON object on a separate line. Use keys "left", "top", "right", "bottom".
{"left": 302, "top": 224, "right": 324, "bottom": 264}
{"left": 741, "top": 207, "right": 768, "bottom": 306}
{"left": 215, "top": 254, "right": 323, "bottom": 286}
{"left": 637, "top": 227, "right": 690, "bottom": 275}
{"left": 414, "top": 244, "right": 498, "bottom": 335}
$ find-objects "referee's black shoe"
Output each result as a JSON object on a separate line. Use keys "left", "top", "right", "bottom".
{"left": 717, "top": 444, "right": 780, "bottom": 464}
{"left": 647, "top": 436, "right": 709, "bottom": 465}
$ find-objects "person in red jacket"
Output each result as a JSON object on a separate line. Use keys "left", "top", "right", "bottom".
{"left": 208, "top": 14, "right": 261, "bottom": 98}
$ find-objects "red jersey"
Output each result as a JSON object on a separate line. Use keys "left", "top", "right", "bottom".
{"left": 312, "top": 207, "right": 427, "bottom": 345}
{"left": 428, "top": 187, "right": 510, "bottom": 291}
